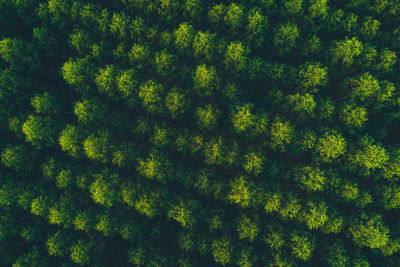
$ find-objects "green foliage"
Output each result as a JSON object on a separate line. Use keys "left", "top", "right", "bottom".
{"left": 284, "top": 0, "right": 303, "bottom": 15}
{"left": 237, "top": 215, "right": 259, "bottom": 241}
{"left": 243, "top": 152, "right": 263, "bottom": 175}
{"left": 290, "top": 232, "right": 315, "bottom": 261}
{"left": 22, "top": 115, "right": 57, "bottom": 146}
{"left": 325, "top": 242, "right": 350, "bottom": 267}
{"left": 332, "top": 37, "right": 363, "bottom": 65}
{"left": 1, "top": 145, "right": 27, "bottom": 170}
{"left": 59, "top": 125, "right": 83, "bottom": 158}
{"left": 295, "top": 165, "right": 326, "bottom": 192}
{"left": 212, "top": 237, "right": 232, "bottom": 265}
{"left": 274, "top": 22, "right": 299, "bottom": 52}
{"left": 196, "top": 104, "right": 219, "bottom": 130}
{"left": 302, "top": 201, "right": 328, "bottom": 230}
{"left": 270, "top": 120, "right": 293, "bottom": 149}
{"left": 137, "top": 152, "right": 170, "bottom": 182}
{"left": 308, "top": 0, "right": 328, "bottom": 18}
{"left": 350, "top": 143, "right": 389, "bottom": 170}
{"left": 228, "top": 176, "right": 253, "bottom": 208}
{"left": 138, "top": 80, "right": 164, "bottom": 114}
{"left": 377, "top": 50, "right": 397, "bottom": 71}
{"left": 349, "top": 73, "right": 380, "bottom": 101}
{"left": 224, "top": 42, "right": 247, "bottom": 71}
{"left": 30, "top": 92, "right": 58, "bottom": 114}
{"left": 1, "top": 1, "right": 400, "bottom": 266}
{"left": 70, "top": 240, "right": 90, "bottom": 265}
{"left": 165, "top": 88, "right": 189, "bottom": 118}
{"left": 73, "top": 99, "right": 105, "bottom": 124}
{"left": 193, "top": 64, "right": 219, "bottom": 96}
{"left": 287, "top": 93, "right": 316, "bottom": 116}
{"left": 174, "top": 22, "right": 195, "bottom": 51}
{"left": 298, "top": 63, "right": 327, "bottom": 91}
{"left": 46, "top": 232, "right": 67, "bottom": 257}
{"left": 231, "top": 104, "right": 255, "bottom": 134}
{"left": 349, "top": 215, "right": 389, "bottom": 249}
{"left": 193, "top": 31, "right": 216, "bottom": 59}
{"left": 316, "top": 132, "right": 347, "bottom": 161}
{"left": 89, "top": 174, "right": 118, "bottom": 207}
{"left": 117, "top": 69, "right": 138, "bottom": 98}
{"left": 341, "top": 104, "right": 368, "bottom": 128}
{"left": 224, "top": 3, "right": 244, "bottom": 31}
{"left": 82, "top": 132, "right": 110, "bottom": 163}
{"left": 167, "top": 200, "right": 196, "bottom": 228}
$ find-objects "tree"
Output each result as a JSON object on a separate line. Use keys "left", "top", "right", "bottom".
{"left": 274, "top": 22, "right": 299, "bottom": 52}
{"left": 95, "top": 212, "right": 117, "bottom": 237}
{"left": 349, "top": 215, "right": 389, "bottom": 249}
{"left": 341, "top": 104, "right": 368, "bottom": 128}
{"left": 22, "top": 115, "right": 58, "bottom": 147}
{"left": 228, "top": 176, "right": 253, "bottom": 208}
{"left": 287, "top": 93, "right": 316, "bottom": 116}
{"left": 59, "top": 125, "right": 84, "bottom": 158}
{"left": 224, "top": 3, "right": 244, "bottom": 31}
{"left": 246, "top": 8, "right": 267, "bottom": 46}
{"left": 212, "top": 237, "right": 232, "bottom": 266}
{"left": 70, "top": 240, "right": 90, "bottom": 266}
{"left": 89, "top": 173, "right": 119, "bottom": 207}
{"left": 208, "top": 4, "right": 225, "bottom": 25}
{"left": 193, "top": 31, "right": 216, "bottom": 59}
{"left": 237, "top": 215, "right": 259, "bottom": 242}
{"left": 308, "top": 0, "right": 328, "bottom": 18}
{"left": 137, "top": 152, "right": 171, "bottom": 182}
{"left": 377, "top": 49, "right": 397, "bottom": 71}
{"left": 165, "top": 88, "right": 189, "bottom": 119}
{"left": 167, "top": 200, "right": 196, "bottom": 228}
{"left": 295, "top": 165, "right": 326, "bottom": 192}
{"left": 290, "top": 232, "right": 315, "bottom": 261}
{"left": 301, "top": 201, "right": 328, "bottom": 230}
{"left": 134, "top": 192, "right": 160, "bottom": 219}
{"left": 270, "top": 120, "right": 293, "bottom": 150}
{"left": 56, "top": 169, "right": 73, "bottom": 189}
{"left": 73, "top": 99, "right": 107, "bottom": 125}
{"left": 117, "top": 69, "right": 138, "bottom": 98}
{"left": 82, "top": 131, "right": 111, "bottom": 163}
{"left": 315, "top": 132, "right": 347, "bottom": 162}
{"left": 110, "top": 12, "right": 129, "bottom": 39}
{"left": 128, "top": 43, "right": 149, "bottom": 67}
{"left": 30, "top": 92, "right": 58, "bottom": 114}
{"left": 265, "top": 192, "right": 282, "bottom": 213}
{"left": 196, "top": 104, "right": 220, "bottom": 130}
{"left": 360, "top": 17, "right": 381, "bottom": 39}
{"left": 231, "top": 104, "right": 255, "bottom": 134}
{"left": 332, "top": 37, "right": 363, "bottom": 65}
{"left": 193, "top": 64, "right": 219, "bottom": 96}
{"left": 1, "top": 145, "right": 27, "bottom": 171}
{"left": 174, "top": 22, "right": 195, "bottom": 51}
{"left": 243, "top": 152, "right": 263, "bottom": 175}
{"left": 154, "top": 50, "right": 176, "bottom": 76}
{"left": 224, "top": 42, "right": 247, "bottom": 72}
{"left": 349, "top": 73, "right": 380, "bottom": 101}
{"left": 279, "top": 195, "right": 302, "bottom": 220}
{"left": 350, "top": 143, "right": 389, "bottom": 170}
{"left": 283, "top": 0, "right": 303, "bottom": 16}
{"left": 73, "top": 210, "right": 93, "bottom": 232}
{"left": 298, "top": 63, "right": 327, "bottom": 91}
{"left": 46, "top": 231, "right": 67, "bottom": 257}
{"left": 95, "top": 65, "right": 118, "bottom": 100}
{"left": 61, "top": 57, "right": 91, "bottom": 88}
{"left": 325, "top": 242, "right": 350, "bottom": 267}
{"left": 138, "top": 80, "right": 164, "bottom": 114}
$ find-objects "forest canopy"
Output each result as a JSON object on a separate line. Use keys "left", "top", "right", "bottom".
{"left": 1, "top": 0, "right": 400, "bottom": 266}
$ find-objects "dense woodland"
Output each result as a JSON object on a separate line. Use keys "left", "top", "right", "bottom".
{"left": 1, "top": 0, "right": 400, "bottom": 266}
